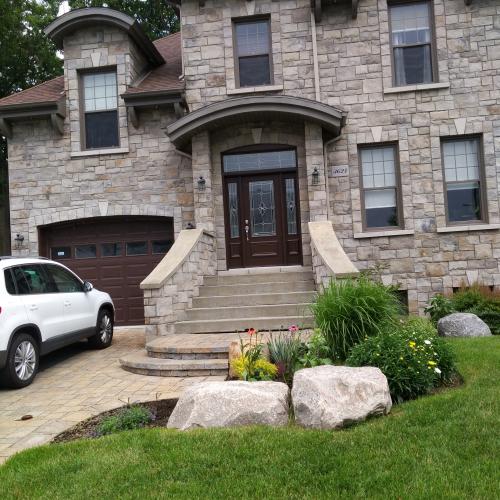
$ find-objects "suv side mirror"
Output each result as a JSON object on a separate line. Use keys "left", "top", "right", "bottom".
{"left": 83, "top": 281, "right": 93, "bottom": 292}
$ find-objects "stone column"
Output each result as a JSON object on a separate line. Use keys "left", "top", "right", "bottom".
{"left": 191, "top": 131, "right": 216, "bottom": 233}
{"left": 305, "top": 122, "right": 328, "bottom": 221}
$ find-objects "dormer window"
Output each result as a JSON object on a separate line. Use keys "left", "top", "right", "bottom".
{"left": 234, "top": 18, "right": 272, "bottom": 88}
{"left": 81, "top": 70, "right": 119, "bottom": 149}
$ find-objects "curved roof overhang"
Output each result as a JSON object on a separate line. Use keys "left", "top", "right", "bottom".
{"left": 167, "top": 95, "right": 347, "bottom": 152}
{"left": 45, "top": 8, "right": 164, "bottom": 67}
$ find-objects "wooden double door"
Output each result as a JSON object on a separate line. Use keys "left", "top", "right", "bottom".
{"left": 224, "top": 172, "right": 302, "bottom": 268}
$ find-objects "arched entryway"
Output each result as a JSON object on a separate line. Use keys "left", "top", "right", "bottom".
{"left": 38, "top": 216, "right": 174, "bottom": 325}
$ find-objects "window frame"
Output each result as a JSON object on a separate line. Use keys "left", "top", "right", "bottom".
{"left": 358, "top": 142, "right": 404, "bottom": 232}
{"left": 232, "top": 16, "right": 273, "bottom": 89}
{"left": 388, "top": 0, "right": 438, "bottom": 87}
{"left": 79, "top": 67, "right": 120, "bottom": 151}
{"left": 440, "top": 135, "right": 488, "bottom": 226}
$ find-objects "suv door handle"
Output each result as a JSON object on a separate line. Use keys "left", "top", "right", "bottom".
{"left": 64, "top": 301, "right": 71, "bottom": 307}
{"left": 29, "top": 305, "right": 38, "bottom": 311}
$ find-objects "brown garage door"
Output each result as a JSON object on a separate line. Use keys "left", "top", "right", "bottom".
{"left": 39, "top": 216, "right": 174, "bottom": 326}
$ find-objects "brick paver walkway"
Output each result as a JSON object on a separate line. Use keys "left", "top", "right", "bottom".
{"left": 0, "top": 328, "right": 226, "bottom": 464}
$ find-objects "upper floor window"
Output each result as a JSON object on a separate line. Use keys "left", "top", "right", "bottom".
{"left": 442, "top": 137, "right": 486, "bottom": 224}
{"left": 82, "top": 71, "right": 119, "bottom": 149}
{"left": 359, "top": 144, "right": 402, "bottom": 230}
{"left": 389, "top": 1, "right": 435, "bottom": 86}
{"left": 234, "top": 18, "right": 272, "bottom": 88}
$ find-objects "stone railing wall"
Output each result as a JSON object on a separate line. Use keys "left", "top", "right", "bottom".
{"left": 141, "top": 228, "right": 216, "bottom": 338}
{"left": 309, "top": 221, "right": 359, "bottom": 289}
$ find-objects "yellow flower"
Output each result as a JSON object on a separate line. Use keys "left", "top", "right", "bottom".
{"left": 428, "top": 360, "right": 436, "bottom": 366}
{"left": 409, "top": 341, "right": 416, "bottom": 349}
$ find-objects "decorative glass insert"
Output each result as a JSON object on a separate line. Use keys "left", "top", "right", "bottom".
{"left": 390, "top": 1, "right": 433, "bottom": 86}
{"left": 75, "top": 244, "right": 97, "bottom": 259}
{"left": 126, "top": 242, "right": 148, "bottom": 256}
{"left": 224, "top": 150, "right": 296, "bottom": 173}
{"left": 285, "top": 178, "right": 297, "bottom": 235}
{"left": 101, "top": 243, "right": 122, "bottom": 257}
{"left": 360, "top": 146, "right": 400, "bottom": 228}
{"left": 249, "top": 180, "right": 276, "bottom": 237}
{"left": 152, "top": 240, "right": 173, "bottom": 254}
{"left": 443, "top": 138, "right": 483, "bottom": 223}
{"left": 228, "top": 183, "right": 239, "bottom": 238}
{"left": 83, "top": 72, "right": 117, "bottom": 112}
{"left": 235, "top": 19, "right": 271, "bottom": 87}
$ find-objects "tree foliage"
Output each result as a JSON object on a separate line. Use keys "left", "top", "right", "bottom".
{"left": 68, "top": 1, "right": 179, "bottom": 40}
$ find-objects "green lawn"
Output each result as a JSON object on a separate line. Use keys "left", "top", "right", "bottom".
{"left": 1, "top": 337, "right": 499, "bottom": 499}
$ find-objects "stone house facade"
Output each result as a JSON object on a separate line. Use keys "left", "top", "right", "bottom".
{"left": 0, "top": 1, "right": 499, "bottom": 329}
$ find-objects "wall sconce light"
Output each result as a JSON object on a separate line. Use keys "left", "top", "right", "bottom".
{"left": 197, "top": 176, "right": 206, "bottom": 191}
{"left": 14, "top": 233, "right": 25, "bottom": 249}
{"left": 186, "top": 222, "right": 195, "bottom": 230}
{"left": 312, "top": 167, "right": 320, "bottom": 185}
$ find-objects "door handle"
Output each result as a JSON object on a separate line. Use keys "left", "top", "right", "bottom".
{"left": 64, "top": 301, "right": 71, "bottom": 307}
{"left": 244, "top": 220, "right": 249, "bottom": 241}
{"left": 29, "top": 305, "right": 38, "bottom": 311}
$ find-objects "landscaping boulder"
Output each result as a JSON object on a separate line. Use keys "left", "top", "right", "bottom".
{"left": 292, "top": 366, "right": 392, "bottom": 429}
{"left": 167, "top": 381, "right": 289, "bottom": 430}
{"left": 437, "top": 313, "right": 491, "bottom": 337}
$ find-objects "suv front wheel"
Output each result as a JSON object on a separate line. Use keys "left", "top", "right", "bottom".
{"left": 88, "top": 309, "right": 114, "bottom": 349}
{"left": 1, "top": 333, "right": 40, "bottom": 388}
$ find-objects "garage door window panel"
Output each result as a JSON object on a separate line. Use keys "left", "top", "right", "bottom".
{"left": 101, "top": 243, "right": 122, "bottom": 257}
{"left": 152, "top": 240, "right": 173, "bottom": 254}
{"left": 127, "top": 242, "right": 148, "bottom": 256}
{"left": 82, "top": 71, "right": 119, "bottom": 150}
{"left": 75, "top": 244, "right": 97, "bottom": 259}
{"left": 51, "top": 247, "right": 71, "bottom": 260}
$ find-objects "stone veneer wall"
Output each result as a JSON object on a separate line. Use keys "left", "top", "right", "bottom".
{"left": 142, "top": 230, "right": 217, "bottom": 337}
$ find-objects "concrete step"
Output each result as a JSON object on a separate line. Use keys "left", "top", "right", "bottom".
{"left": 203, "top": 270, "right": 314, "bottom": 286}
{"left": 185, "top": 303, "right": 312, "bottom": 321}
{"left": 119, "top": 351, "right": 229, "bottom": 377}
{"left": 146, "top": 336, "right": 231, "bottom": 360}
{"left": 198, "top": 280, "right": 315, "bottom": 297}
{"left": 175, "top": 315, "right": 315, "bottom": 334}
{"left": 192, "top": 291, "right": 316, "bottom": 308}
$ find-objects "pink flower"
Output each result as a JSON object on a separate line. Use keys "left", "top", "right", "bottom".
{"left": 247, "top": 328, "right": 256, "bottom": 336}
{"left": 289, "top": 325, "right": 299, "bottom": 333}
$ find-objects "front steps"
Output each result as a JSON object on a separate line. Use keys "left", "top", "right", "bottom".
{"left": 120, "top": 266, "right": 316, "bottom": 377}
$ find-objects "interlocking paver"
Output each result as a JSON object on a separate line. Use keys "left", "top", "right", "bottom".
{"left": 0, "top": 328, "right": 224, "bottom": 464}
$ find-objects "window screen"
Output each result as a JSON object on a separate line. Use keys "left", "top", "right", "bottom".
{"left": 390, "top": 1, "right": 434, "bottom": 86}
{"left": 235, "top": 19, "right": 271, "bottom": 87}
{"left": 442, "top": 138, "right": 484, "bottom": 223}
{"left": 360, "top": 146, "right": 401, "bottom": 229}
{"left": 82, "top": 71, "right": 119, "bottom": 149}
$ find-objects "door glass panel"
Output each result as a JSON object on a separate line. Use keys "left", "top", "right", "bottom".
{"left": 285, "top": 178, "right": 297, "bottom": 235}
{"left": 228, "top": 182, "right": 239, "bottom": 238}
{"left": 126, "top": 241, "right": 148, "bottom": 256}
{"left": 249, "top": 180, "right": 276, "bottom": 237}
{"left": 101, "top": 243, "right": 122, "bottom": 257}
{"left": 75, "top": 244, "right": 97, "bottom": 259}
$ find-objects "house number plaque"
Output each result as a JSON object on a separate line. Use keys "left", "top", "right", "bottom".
{"left": 331, "top": 166, "right": 349, "bottom": 177}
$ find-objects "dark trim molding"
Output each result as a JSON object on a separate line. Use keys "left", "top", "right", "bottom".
{"left": 167, "top": 95, "right": 347, "bottom": 151}
{"left": 45, "top": 8, "right": 164, "bottom": 67}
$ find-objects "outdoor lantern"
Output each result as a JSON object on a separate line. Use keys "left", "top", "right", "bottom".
{"left": 312, "top": 167, "right": 320, "bottom": 185}
{"left": 14, "top": 233, "right": 25, "bottom": 249}
{"left": 197, "top": 176, "right": 206, "bottom": 191}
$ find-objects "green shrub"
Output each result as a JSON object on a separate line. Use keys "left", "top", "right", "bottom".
{"left": 425, "top": 286, "right": 500, "bottom": 334}
{"left": 296, "top": 329, "right": 333, "bottom": 369}
{"left": 347, "top": 317, "right": 457, "bottom": 403}
{"left": 311, "top": 277, "right": 402, "bottom": 359}
{"left": 231, "top": 356, "right": 278, "bottom": 381}
{"left": 98, "top": 405, "right": 153, "bottom": 436}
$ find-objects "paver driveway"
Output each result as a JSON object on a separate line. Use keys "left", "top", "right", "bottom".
{"left": 0, "top": 328, "right": 225, "bottom": 464}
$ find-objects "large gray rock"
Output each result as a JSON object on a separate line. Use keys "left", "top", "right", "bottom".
{"left": 292, "top": 366, "right": 392, "bottom": 429}
{"left": 437, "top": 313, "right": 491, "bottom": 337}
{"left": 167, "top": 381, "right": 289, "bottom": 430}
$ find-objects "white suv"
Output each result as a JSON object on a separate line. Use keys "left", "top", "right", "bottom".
{"left": 0, "top": 257, "right": 114, "bottom": 388}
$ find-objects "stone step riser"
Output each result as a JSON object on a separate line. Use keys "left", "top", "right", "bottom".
{"left": 203, "top": 272, "right": 314, "bottom": 286}
{"left": 192, "top": 291, "right": 316, "bottom": 308}
{"left": 198, "top": 280, "right": 315, "bottom": 297}
{"left": 175, "top": 316, "right": 315, "bottom": 334}
{"left": 121, "top": 366, "right": 228, "bottom": 377}
{"left": 147, "top": 352, "right": 228, "bottom": 360}
{"left": 185, "top": 303, "right": 312, "bottom": 321}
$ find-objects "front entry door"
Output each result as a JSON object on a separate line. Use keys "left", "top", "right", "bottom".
{"left": 224, "top": 172, "right": 302, "bottom": 268}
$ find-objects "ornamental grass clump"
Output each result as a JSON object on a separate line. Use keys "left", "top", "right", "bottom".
{"left": 347, "top": 316, "right": 458, "bottom": 403}
{"left": 311, "top": 277, "right": 402, "bottom": 359}
{"left": 98, "top": 405, "right": 153, "bottom": 436}
{"left": 267, "top": 326, "right": 303, "bottom": 384}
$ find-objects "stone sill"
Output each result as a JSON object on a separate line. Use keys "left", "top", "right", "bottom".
{"left": 227, "top": 84, "right": 283, "bottom": 95}
{"left": 383, "top": 82, "right": 450, "bottom": 95}
{"left": 70, "top": 147, "right": 129, "bottom": 158}
{"left": 436, "top": 223, "right": 500, "bottom": 233}
{"left": 354, "top": 229, "right": 415, "bottom": 239}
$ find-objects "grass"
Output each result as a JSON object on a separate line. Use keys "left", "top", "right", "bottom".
{"left": 1, "top": 337, "right": 499, "bottom": 499}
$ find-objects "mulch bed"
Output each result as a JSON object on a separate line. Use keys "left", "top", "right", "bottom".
{"left": 52, "top": 398, "right": 178, "bottom": 444}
